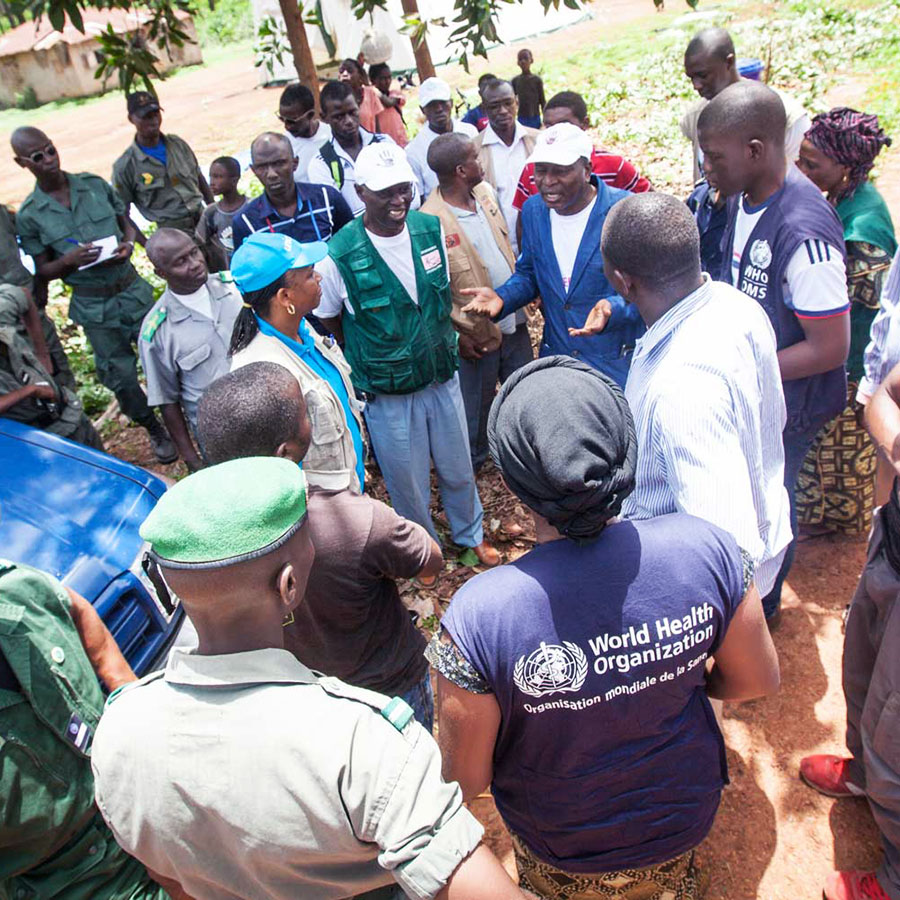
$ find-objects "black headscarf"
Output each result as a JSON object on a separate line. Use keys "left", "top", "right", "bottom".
{"left": 487, "top": 355, "right": 637, "bottom": 542}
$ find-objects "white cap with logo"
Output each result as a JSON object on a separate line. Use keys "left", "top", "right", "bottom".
{"left": 419, "top": 77, "right": 452, "bottom": 109}
{"left": 528, "top": 123, "right": 594, "bottom": 167}
{"left": 355, "top": 142, "right": 417, "bottom": 191}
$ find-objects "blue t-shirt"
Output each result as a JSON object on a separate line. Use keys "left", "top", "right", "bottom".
{"left": 442, "top": 514, "right": 746, "bottom": 873}
{"left": 255, "top": 315, "right": 365, "bottom": 491}
{"left": 137, "top": 139, "right": 167, "bottom": 167}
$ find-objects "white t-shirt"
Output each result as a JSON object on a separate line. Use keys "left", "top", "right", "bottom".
{"left": 730, "top": 194, "right": 848, "bottom": 317}
{"left": 550, "top": 197, "right": 596, "bottom": 293}
{"left": 171, "top": 284, "right": 212, "bottom": 319}
{"left": 407, "top": 119, "right": 479, "bottom": 200}
{"left": 316, "top": 224, "right": 449, "bottom": 317}
{"left": 287, "top": 122, "right": 333, "bottom": 184}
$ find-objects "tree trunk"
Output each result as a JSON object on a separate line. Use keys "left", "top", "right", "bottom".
{"left": 279, "top": 0, "right": 320, "bottom": 110}
{"left": 398, "top": 0, "right": 435, "bottom": 81}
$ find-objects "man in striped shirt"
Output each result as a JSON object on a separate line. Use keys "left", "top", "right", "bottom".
{"left": 582, "top": 192, "right": 791, "bottom": 601}
{"left": 512, "top": 90, "right": 650, "bottom": 245}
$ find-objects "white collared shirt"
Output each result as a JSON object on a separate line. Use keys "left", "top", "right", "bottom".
{"left": 859, "top": 247, "right": 900, "bottom": 402}
{"left": 481, "top": 121, "right": 532, "bottom": 254}
{"left": 623, "top": 276, "right": 792, "bottom": 596}
{"left": 286, "top": 121, "right": 332, "bottom": 183}
{"left": 407, "top": 119, "right": 479, "bottom": 200}
{"left": 92, "top": 647, "right": 483, "bottom": 900}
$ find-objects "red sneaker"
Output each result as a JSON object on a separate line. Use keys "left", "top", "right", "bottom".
{"left": 800, "top": 754, "right": 864, "bottom": 798}
{"left": 824, "top": 871, "right": 891, "bottom": 900}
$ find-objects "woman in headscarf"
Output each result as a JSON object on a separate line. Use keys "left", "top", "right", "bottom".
{"left": 796, "top": 107, "right": 897, "bottom": 535}
{"left": 427, "top": 356, "right": 780, "bottom": 900}
{"left": 228, "top": 231, "right": 365, "bottom": 494}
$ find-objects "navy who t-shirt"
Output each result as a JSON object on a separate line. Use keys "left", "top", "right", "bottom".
{"left": 441, "top": 513, "right": 747, "bottom": 873}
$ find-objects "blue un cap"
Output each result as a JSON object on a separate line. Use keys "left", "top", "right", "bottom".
{"left": 231, "top": 232, "right": 328, "bottom": 294}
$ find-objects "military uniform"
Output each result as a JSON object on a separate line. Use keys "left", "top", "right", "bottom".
{"left": 112, "top": 134, "right": 206, "bottom": 234}
{"left": 90, "top": 457, "right": 485, "bottom": 900}
{"left": 15, "top": 172, "right": 157, "bottom": 427}
{"left": 0, "top": 560, "right": 166, "bottom": 899}
{"left": 139, "top": 273, "right": 242, "bottom": 431}
{"left": 0, "top": 203, "right": 75, "bottom": 393}
{"left": 0, "top": 284, "right": 102, "bottom": 448}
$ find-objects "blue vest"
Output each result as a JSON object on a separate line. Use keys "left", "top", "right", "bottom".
{"left": 722, "top": 167, "right": 847, "bottom": 430}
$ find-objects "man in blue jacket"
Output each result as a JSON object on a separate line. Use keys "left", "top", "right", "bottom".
{"left": 461, "top": 123, "right": 643, "bottom": 386}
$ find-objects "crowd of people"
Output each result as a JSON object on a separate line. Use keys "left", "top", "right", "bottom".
{"left": 3, "top": 22, "right": 900, "bottom": 900}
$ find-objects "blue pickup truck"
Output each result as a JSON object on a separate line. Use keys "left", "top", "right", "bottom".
{"left": 0, "top": 419, "right": 184, "bottom": 675}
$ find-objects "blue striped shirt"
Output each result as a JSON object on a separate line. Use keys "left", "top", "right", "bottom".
{"left": 622, "top": 277, "right": 792, "bottom": 596}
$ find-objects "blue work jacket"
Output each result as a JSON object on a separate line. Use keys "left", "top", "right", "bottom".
{"left": 496, "top": 178, "right": 644, "bottom": 386}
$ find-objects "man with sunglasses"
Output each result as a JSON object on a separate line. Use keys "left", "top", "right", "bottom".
{"left": 112, "top": 92, "right": 213, "bottom": 242}
{"left": 278, "top": 83, "right": 332, "bottom": 184}
{"left": 12, "top": 126, "right": 177, "bottom": 462}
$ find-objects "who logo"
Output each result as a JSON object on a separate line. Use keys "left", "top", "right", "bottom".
{"left": 513, "top": 641, "right": 588, "bottom": 698}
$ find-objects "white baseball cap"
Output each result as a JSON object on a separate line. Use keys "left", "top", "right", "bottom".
{"left": 355, "top": 142, "right": 416, "bottom": 191}
{"left": 419, "top": 77, "right": 452, "bottom": 108}
{"left": 528, "top": 123, "right": 593, "bottom": 167}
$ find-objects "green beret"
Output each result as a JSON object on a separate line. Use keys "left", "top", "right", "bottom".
{"left": 140, "top": 457, "right": 308, "bottom": 569}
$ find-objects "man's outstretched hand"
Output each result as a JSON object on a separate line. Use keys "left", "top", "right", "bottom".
{"left": 461, "top": 286, "right": 505, "bottom": 320}
{"left": 569, "top": 299, "right": 612, "bottom": 337}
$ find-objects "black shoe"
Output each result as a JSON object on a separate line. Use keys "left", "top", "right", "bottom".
{"left": 145, "top": 418, "right": 177, "bottom": 464}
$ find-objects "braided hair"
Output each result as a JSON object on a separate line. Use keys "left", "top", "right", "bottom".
{"left": 228, "top": 274, "right": 287, "bottom": 356}
{"left": 806, "top": 107, "right": 892, "bottom": 202}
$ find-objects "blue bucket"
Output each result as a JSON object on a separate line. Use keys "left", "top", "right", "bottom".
{"left": 738, "top": 57, "right": 764, "bottom": 80}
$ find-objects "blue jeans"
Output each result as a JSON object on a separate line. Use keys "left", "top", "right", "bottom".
{"left": 458, "top": 324, "right": 534, "bottom": 471}
{"left": 399, "top": 671, "right": 434, "bottom": 733}
{"left": 762, "top": 417, "right": 829, "bottom": 618}
{"left": 363, "top": 375, "right": 484, "bottom": 548}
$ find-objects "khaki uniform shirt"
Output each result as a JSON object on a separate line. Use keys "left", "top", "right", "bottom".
{"left": 15, "top": 173, "right": 151, "bottom": 328}
{"left": 92, "top": 648, "right": 484, "bottom": 900}
{"left": 138, "top": 274, "right": 242, "bottom": 429}
{"left": 0, "top": 204, "right": 32, "bottom": 288}
{"left": 0, "top": 560, "right": 164, "bottom": 900}
{"left": 112, "top": 134, "right": 205, "bottom": 229}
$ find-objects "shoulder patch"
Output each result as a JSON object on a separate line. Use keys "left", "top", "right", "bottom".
{"left": 105, "top": 670, "right": 165, "bottom": 707}
{"left": 141, "top": 307, "right": 167, "bottom": 342}
{"left": 381, "top": 696, "right": 415, "bottom": 732}
{"left": 218, "top": 270, "right": 234, "bottom": 283}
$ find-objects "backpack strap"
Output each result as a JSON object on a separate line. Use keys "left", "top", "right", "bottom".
{"left": 319, "top": 142, "right": 344, "bottom": 190}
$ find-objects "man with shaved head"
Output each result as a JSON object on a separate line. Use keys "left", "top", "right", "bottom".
{"left": 231, "top": 131, "right": 353, "bottom": 251}
{"left": 12, "top": 125, "right": 177, "bottom": 461}
{"left": 578, "top": 191, "right": 791, "bottom": 609}
{"left": 681, "top": 26, "right": 809, "bottom": 181}
{"left": 421, "top": 132, "right": 532, "bottom": 470}
{"left": 139, "top": 227, "right": 242, "bottom": 471}
{"left": 699, "top": 80, "right": 851, "bottom": 624}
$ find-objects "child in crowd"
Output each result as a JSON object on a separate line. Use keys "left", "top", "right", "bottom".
{"left": 461, "top": 73, "right": 497, "bottom": 132}
{"left": 511, "top": 49, "right": 545, "bottom": 128}
{"left": 196, "top": 156, "right": 246, "bottom": 271}
{"left": 370, "top": 62, "right": 408, "bottom": 147}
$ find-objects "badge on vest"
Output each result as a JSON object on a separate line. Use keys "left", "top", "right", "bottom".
{"left": 141, "top": 172, "right": 154, "bottom": 186}
{"left": 420, "top": 246, "right": 442, "bottom": 272}
{"left": 445, "top": 233, "right": 461, "bottom": 249}
{"left": 749, "top": 239, "right": 773, "bottom": 270}
{"left": 64, "top": 712, "right": 93, "bottom": 752}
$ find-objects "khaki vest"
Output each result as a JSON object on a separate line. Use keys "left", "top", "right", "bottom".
{"left": 421, "top": 183, "right": 515, "bottom": 353}
{"left": 473, "top": 126, "right": 539, "bottom": 192}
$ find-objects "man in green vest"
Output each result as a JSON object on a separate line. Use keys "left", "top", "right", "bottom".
{"left": 317, "top": 142, "right": 499, "bottom": 568}
{"left": 0, "top": 560, "right": 188, "bottom": 899}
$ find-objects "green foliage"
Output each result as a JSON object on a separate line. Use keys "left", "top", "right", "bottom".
{"left": 254, "top": 13, "right": 290, "bottom": 78}
{"left": 193, "top": 0, "right": 256, "bottom": 45}
{"left": 14, "top": 86, "right": 38, "bottom": 109}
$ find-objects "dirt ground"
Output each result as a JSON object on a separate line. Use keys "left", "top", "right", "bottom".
{"left": 10, "top": 0, "right": 900, "bottom": 894}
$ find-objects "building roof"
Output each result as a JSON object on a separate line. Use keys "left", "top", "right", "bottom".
{"left": 0, "top": 8, "right": 190, "bottom": 58}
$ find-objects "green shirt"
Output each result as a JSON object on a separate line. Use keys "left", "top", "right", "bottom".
{"left": 15, "top": 173, "right": 151, "bottom": 328}
{"left": 0, "top": 205, "right": 32, "bottom": 289}
{"left": 0, "top": 561, "right": 165, "bottom": 900}
{"left": 112, "top": 134, "right": 205, "bottom": 227}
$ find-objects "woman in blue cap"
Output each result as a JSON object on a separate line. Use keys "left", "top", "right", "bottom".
{"left": 229, "top": 231, "right": 365, "bottom": 493}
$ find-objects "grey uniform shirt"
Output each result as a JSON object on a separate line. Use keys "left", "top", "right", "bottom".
{"left": 138, "top": 273, "right": 242, "bottom": 428}
{"left": 91, "top": 648, "right": 483, "bottom": 900}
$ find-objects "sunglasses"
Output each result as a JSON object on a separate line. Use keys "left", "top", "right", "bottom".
{"left": 276, "top": 111, "right": 312, "bottom": 127}
{"left": 22, "top": 144, "right": 57, "bottom": 164}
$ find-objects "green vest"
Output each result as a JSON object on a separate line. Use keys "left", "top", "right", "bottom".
{"left": 0, "top": 561, "right": 164, "bottom": 900}
{"left": 329, "top": 211, "right": 458, "bottom": 396}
